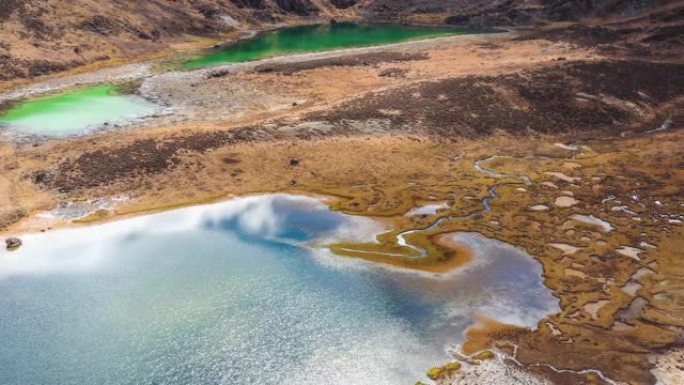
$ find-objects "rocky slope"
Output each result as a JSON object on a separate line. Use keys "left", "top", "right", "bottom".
{"left": 1, "top": 0, "right": 682, "bottom": 83}
{"left": 0, "top": 0, "right": 353, "bottom": 82}
{"left": 362, "top": 0, "right": 683, "bottom": 61}
{"left": 360, "top": 0, "right": 677, "bottom": 24}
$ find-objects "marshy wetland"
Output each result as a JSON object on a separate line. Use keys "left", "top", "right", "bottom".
{"left": 1, "top": 9, "right": 683, "bottom": 385}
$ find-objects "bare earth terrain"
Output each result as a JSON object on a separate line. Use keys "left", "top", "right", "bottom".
{"left": 1, "top": 1, "right": 684, "bottom": 384}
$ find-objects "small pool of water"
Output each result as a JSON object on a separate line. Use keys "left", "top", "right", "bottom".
{"left": 183, "top": 22, "right": 489, "bottom": 69}
{"left": 0, "top": 85, "right": 157, "bottom": 138}
{"left": 0, "top": 194, "right": 557, "bottom": 385}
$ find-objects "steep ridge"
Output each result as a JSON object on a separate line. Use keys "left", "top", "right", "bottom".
{"left": 0, "top": 0, "right": 682, "bottom": 82}
{"left": 360, "top": 0, "right": 677, "bottom": 24}
{"left": 358, "top": 0, "right": 683, "bottom": 61}
{"left": 0, "top": 0, "right": 351, "bottom": 82}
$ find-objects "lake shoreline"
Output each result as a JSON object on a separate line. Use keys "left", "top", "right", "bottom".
{"left": 0, "top": 193, "right": 561, "bottom": 385}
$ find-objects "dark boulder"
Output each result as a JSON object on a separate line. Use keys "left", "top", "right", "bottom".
{"left": 330, "top": 0, "right": 358, "bottom": 9}
{"left": 0, "top": 0, "right": 22, "bottom": 20}
{"left": 229, "top": 0, "right": 266, "bottom": 9}
{"left": 5, "top": 237, "right": 22, "bottom": 251}
{"left": 274, "top": 0, "right": 319, "bottom": 16}
{"left": 79, "top": 15, "right": 119, "bottom": 35}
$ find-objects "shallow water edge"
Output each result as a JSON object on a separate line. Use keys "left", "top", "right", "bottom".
{"left": 0, "top": 193, "right": 558, "bottom": 385}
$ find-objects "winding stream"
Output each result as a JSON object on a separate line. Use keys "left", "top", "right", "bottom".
{"left": 396, "top": 156, "right": 532, "bottom": 258}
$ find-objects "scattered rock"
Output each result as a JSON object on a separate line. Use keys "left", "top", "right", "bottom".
{"left": 611, "top": 205, "right": 637, "bottom": 215}
{"left": 616, "top": 296, "right": 648, "bottom": 322}
{"left": 546, "top": 322, "right": 562, "bottom": 336}
{"left": 545, "top": 171, "right": 581, "bottom": 183}
{"left": 554, "top": 143, "right": 578, "bottom": 151}
{"left": 639, "top": 241, "right": 656, "bottom": 249}
{"left": 616, "top": 246, "right": 643, "bottom": 260}
{"left": 555, "top": 196, "right": 579, "bottom": 207}
{"left": 378, "top": 67, "right": 407, "bottom": 78}
{"left": 207, "top": 69, "right": 231, "bottom": 79}
{"left": 584, "top": 299, "right": 610, "bottom": 320}
{"left": 632, "top": 267, "right": 655, "bottom": 280}
{"left": 550, "top": 243, "right": 581, "bottom": 255}
{"left": 565, "top": 268, "right": 588, "bottom": 279}
{"left": 5, "top": 237, "right": 22, "bottom": 251}
{"left": 529, "top": 204, "right": 549, "bottom": 211}
{"left": 570, "top": 214, "right": 614, "bottom": 232}
{"left": 621, "top": 281, "right": 643, "bottom": 296}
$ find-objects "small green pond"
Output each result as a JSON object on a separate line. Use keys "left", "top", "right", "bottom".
{"left": 183, "top": 22, "right": 491, "bottom": 69}
{"left": 0, "top": 85, "right": 157, "bottom": 137}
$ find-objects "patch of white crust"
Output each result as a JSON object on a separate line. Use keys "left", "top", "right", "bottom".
{"left": 437, "top": 355, "right": 551, "bottom": 385}
{"left": 583, "top": 300, "right": 610, "bottom": 320}
{"left": 555, "top": 196, "right": 579, "bottom": 207}
{"left": 570, "top": 214, "right": 614, "bottom": 232}
{"left": 620, "top": 281, "right": 643, "bottom": 296}
{"left": 652, "top": 349, "right": 684, "bottom": 385}
{"left": 616, "top": 246, "right": 643, "bottom": 260}
{"left": 405, "top": 202, "right": 449, "bottom": 216}
{"left": 562, "top": 162, "right": 582, "bottom": 170}
{"left": 549, "top": 243, "right": 581, "bottom": 255}
{"left": 544, "top": 171, "right": 581, "bottom": 183}
{"left": 554, "top": 143, "right": 578, "bottom": 151}
{"left": 546, "top": 322, "right": 562, "bottom": 336}
{"left": 530, "top": 205, "right": 550, "bottom": 211}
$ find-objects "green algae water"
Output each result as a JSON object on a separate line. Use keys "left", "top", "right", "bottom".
{"left": 0, "top": 85, "right": 157, "bottom": 137}
{"left": 183, "top": 22, "right": 487, "bottom": 69}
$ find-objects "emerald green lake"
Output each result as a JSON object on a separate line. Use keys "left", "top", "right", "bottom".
{"left": 183, "top": 22, "right": 487, "bottom": 69}
{"left": 0, "top": 85, "right": 157, "bottom": 137}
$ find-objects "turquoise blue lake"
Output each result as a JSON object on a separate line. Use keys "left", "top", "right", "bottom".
{"left": 0, "top": 195, "right": 557, "bottom": 385}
